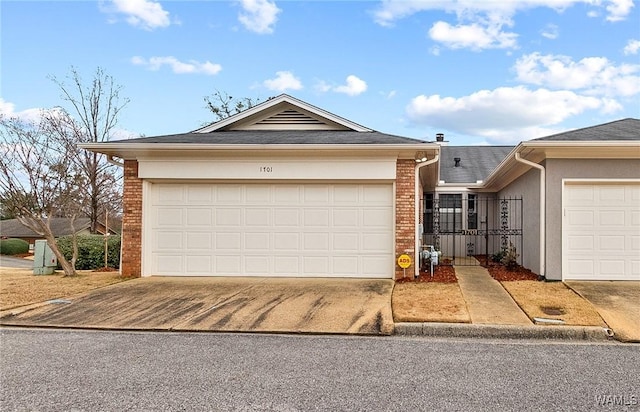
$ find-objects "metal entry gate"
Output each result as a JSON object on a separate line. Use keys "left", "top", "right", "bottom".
{"left": 421, "top": 194, "right": 523, "bottom": 266}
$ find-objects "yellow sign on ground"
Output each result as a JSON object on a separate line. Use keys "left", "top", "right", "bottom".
{"left": 397, "top": 254, "right": 412, "bottom": 269}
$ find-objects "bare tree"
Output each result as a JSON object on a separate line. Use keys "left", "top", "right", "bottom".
{"left": 0, "top": 114, "right": 84, "bottom": 276}
{"left": 204, "top": 90, "right": 262, "bottom": 121}
{"left": 50, "top": 67, "right": 129, "bottom": 233}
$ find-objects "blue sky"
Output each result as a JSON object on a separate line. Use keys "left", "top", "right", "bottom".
{"left": 1, "top": 0, "right": 639, "bottom": 145}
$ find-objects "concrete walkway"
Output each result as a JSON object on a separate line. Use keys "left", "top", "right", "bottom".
{"left": 455, "top": 265, "right": 532, "bottom": 325}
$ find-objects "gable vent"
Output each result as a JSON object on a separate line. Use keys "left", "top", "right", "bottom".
{"left": 257, "top": 110, "right": 325, "bottom": 125}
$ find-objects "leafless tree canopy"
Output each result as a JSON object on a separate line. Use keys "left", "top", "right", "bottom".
{"left": 0, "top": 114, "right": 84, "bottom": 276}
{"left": 204, "top": 90, "right": 262, "bottom": 122}
{"left": 50, "top": 67, "right": 129, "bottom": 232}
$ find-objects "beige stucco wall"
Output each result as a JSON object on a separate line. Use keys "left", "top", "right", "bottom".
{"left": 545, "top": 158, "right": 640, "bottom": 280}
{"left": 498, "top": 167, "right": 541, "bottom": 275}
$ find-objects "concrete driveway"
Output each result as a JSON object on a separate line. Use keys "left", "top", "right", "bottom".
{"left": 0, "top": 277, "right": 395, "bottom": 335}
{"left": 566, "top": 281, "right": 640, "bottom": 342}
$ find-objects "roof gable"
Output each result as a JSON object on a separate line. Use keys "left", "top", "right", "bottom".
{"left": 194, "top": 94, "right": 372, "bottom": 133}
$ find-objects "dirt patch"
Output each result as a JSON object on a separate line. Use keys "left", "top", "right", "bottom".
{"left": 502, "top": 281, "right": 606, "bottom": 326}
{"left": 396, "top": 265, "right": 457, "bottom": 283}
{"left": 0, "top": 268, "right": 129, "bottom": 310}
{"left": 392, "top": 282, "right": 470, "bottom": 323}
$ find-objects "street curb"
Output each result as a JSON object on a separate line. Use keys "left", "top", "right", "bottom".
{"left": 394, "top": 322, "right": 615, "bottom": 341}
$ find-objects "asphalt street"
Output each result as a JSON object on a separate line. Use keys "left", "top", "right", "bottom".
{"left": 0, "top": 255, "right": 32, "bottom": 269}
{"left": 1, "top": 329, "right": 638, "bottom": 411}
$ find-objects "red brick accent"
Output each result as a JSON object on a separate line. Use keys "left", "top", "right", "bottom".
{"left": 395, "top": 159, "right": 415, "bottom": 280}
{"left": 121, "top": 160, "right": 143, "bottom": 277}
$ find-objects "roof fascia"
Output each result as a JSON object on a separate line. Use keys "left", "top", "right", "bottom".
{"left": 78, "top": 142, "right": 438, "bottom": 160}
{"left": 193, "top": 94, "right": 372, "bottom": 133}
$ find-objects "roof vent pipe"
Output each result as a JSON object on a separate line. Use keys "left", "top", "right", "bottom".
{"left": 454, "top": 157, "right": 461, "bottom": 167}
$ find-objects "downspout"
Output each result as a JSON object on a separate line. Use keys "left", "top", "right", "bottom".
{"left": 514, "top": 152, "right": 546, "bottom": 279}
{"left": 107, "top": 155, "right": 124, "bottom": 167}
{"left": 414, "top": 154, "right": 440, "bottom": 278}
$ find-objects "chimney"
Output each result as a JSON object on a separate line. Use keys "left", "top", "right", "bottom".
{"left": 436, "top": 133, "right": 444, "bottom": 142}
{"left": 454, "top": 157, "right": 461, "bottom": 167}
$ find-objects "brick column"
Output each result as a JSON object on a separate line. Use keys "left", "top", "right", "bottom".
{"left": 395, "top": 159, "right": 415, "bottom": 280}
{"left": 121, "top": 160, "right": 143, "bottom": 277}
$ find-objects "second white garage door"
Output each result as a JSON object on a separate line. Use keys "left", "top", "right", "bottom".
{"left": 147, "top": 183, "right": 394, "bottom": 278}
{"left": 563, "top": 181, "right": 640, "bottom": 280}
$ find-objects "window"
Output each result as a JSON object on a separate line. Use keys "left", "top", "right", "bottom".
{"left": 468, "top": 194, "right": 478, "bottom": 230}
{"left": 423, "top": 193, "right": 479, "bottom": 233}
{"left": 439, "top": 194, "right": 462, "bottom": 233}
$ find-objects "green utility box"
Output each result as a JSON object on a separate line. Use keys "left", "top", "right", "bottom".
{"left": 33, "top": 239, "right": 57, "bottom": 275}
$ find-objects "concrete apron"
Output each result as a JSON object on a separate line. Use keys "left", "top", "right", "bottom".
{"left": 454, "top": 265, "right": 532, "bottom": 326}
{"left": 0, "top": 277, "right": 395, "bottom": 335}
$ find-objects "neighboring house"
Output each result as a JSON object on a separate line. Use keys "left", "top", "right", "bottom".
{"left": 0, "top": 218, "right": 119, "bottom": 246}
{"left": 80, "top": 95, "right": 640, "bottom": 281}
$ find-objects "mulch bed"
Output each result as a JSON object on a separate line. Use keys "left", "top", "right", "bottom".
{"left": 474, "top": 255, "right": 539, "bottom": 281}
{"left": 93, "top": 267, "right": 118, "bottom": 272}
{"left": 397, "top": 264, "right": 457, "bottom": 283}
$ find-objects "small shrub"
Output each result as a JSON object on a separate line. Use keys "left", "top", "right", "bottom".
{"left": 501, "top": 242, "right": 520, "bottom": 270}
{"left": 491, "top": 250, "right": 506, "bottom": 263}
{"left": 0, "top": 238, "right": 29, "bottom": 255}
{"left": 56, "top": 234, "right": 121, "bottom": 270}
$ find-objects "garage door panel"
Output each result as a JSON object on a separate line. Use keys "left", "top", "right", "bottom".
{"left": 215, "top": 233, "right": 241, "bottom": 250}
{"left": 564, "top": 182, "right": 640, "bottom": 280}
{"left": 245, "top": 208, "right": 271, "bottom": 226}
{"left": 186, "top": 209, "right": 211, "bottom": 226}
{"left": 186, "top": 185, "right": 213, "bottom": 203}
{"left": 304, "top": 209, "right": 329, "bottom": 226}
{"left": 274, "top": 209, "right": 300, "bottom": 226}
{"left": 148, "top": 183, "right": 393, "bottom": 278}
{"left": 216, "top": 209, "right": 241, "bottom": 226}
{"left": 186, "top": 256, "right": 212, "bottom": 273}
{"left": 186, "top": 232, "right": 212, "bottom": 250}
{"left": 303, "top": 233, "right": 329, "bottom": 251}
{"left": 216, "top": 256, "right": 241, "bottom": 274}
{"left": 156, "top": 255, "right": 183, "bottom": 273}
{"left": 157, "top": 208, "right": 183, "bottom": 226}
{"left": 245, "top": 232, "right": 270, "bottom": 250}
{"left": 156, "top": 185, "right": 184, "bottom": 203}
{"left": 155, "top": 232, "right": 183, "bottom": 250}
{"left": 333, "top": 209, "right": 359, "bottom": 227}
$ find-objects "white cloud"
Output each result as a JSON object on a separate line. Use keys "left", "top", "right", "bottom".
{"left": 372, "top": 1, "right": 632, "bottom": 51}
{"left": 605, "top": 0, "right": 634, "bottom": 21}
{"left": 238, "top": 0, "right": 281, "bottom": 34}
{"left": 263, "top": 71, "right": 303, "bottom": 91}
{"left": 624, "top": 39, "right": 640, "bottom": 55}
{"left": 540, "top": 24, "right": 559, "bottom": 39}
{"left": 103, "top": 0, "right": 170, "bottom": 30}
{"left": 131, "top": 56, "right": 222, "bottom": 75}
{"left": 405, "top": 87, "right": 620, "bottom": 144}
{"left": 0, "top": 98, "right": 61, "bottom": 124}
{"left": 334, "top": 75, "right": 368, "bottom": 96}
{"left": 514, "top": 52, "right": 640, "bottom": 97}
{"left": 428, "top": 19, "right": 518, "bottom": 51}
{"left": 373, "top": 0, "right": 633, "bottom": 26}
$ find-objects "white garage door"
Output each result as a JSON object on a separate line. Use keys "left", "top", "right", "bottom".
{"left": 564, "top": 182, "right": 640, "bottom": 280}
{"left": 146, "top": 183, "right": 394, "bottom": 278}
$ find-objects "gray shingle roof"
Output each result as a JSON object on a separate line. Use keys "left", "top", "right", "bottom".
{"left": 113, "top": 130, "right": 428, "bottom": 145}
{"left": 533, "top": 118, "right": 639, "bottom": 141}
{"left": 440, "top": 146, "right": 514, "bottom": 184}
{"left": 1, "top": 218, "right": 91, "bottom": 238}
